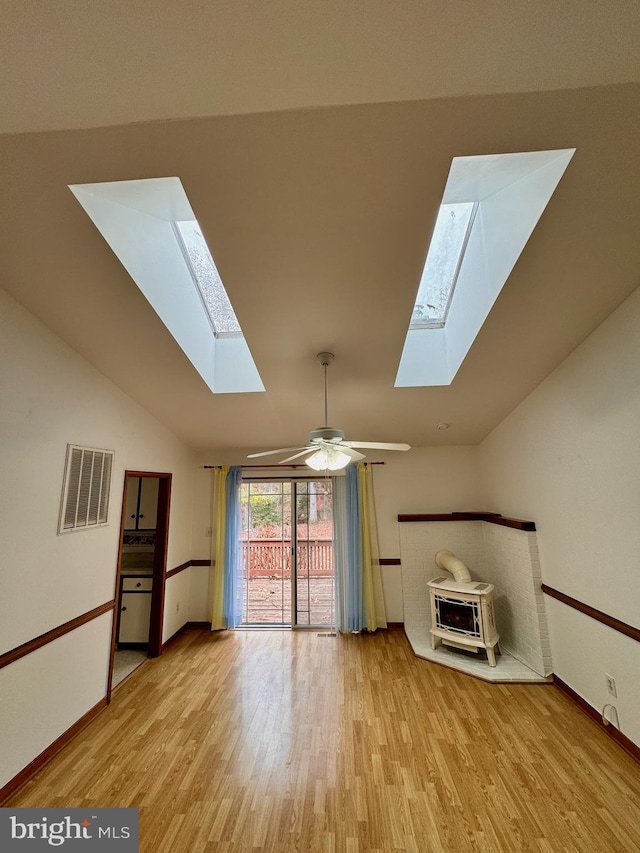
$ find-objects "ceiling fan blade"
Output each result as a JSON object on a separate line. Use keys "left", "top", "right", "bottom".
{"left": 279, "top": 447, "right": 315, "bottom": 463}
{"left": 247, "top": 446, "right": 310, "bottom": 459}
{"left": 335, "top": 445, "right": 366, "bottom": 462}
{"left": 342, "top": 441, "right": 411, "bottom": 451}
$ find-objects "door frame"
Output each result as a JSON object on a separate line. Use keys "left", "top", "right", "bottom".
{"left": 107, "top": 470, "right": 172, "bottom": 702}
{"left": 241, "top": 477, "right": 334, "bottom": 628}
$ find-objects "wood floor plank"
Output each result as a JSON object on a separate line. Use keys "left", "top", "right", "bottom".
{"left": 6, "top": 628, "right": 640, "bottom": 852}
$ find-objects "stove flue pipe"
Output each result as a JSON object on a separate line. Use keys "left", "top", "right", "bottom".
{"left": 435, "top": 549, "right": 472, "bottom": 583}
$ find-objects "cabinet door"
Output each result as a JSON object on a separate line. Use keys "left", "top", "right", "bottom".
{"left": 118, "top": 592, "right": 152, "bottom": 643}
{"left": 138, "top": 478, "right": 159, "bottom": 529}
{"left": 124, "top": 477, "right": 140, "bottom": 530}
{"left": 123, "top": 477, "right": 159, "bottom": 530}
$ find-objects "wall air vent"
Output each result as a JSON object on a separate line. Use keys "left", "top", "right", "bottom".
{"left": 59, "top": 444, "right": 114, "bottom": 533}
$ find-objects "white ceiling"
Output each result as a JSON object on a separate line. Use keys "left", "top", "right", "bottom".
{"left": 2, "top": 2, "right": 640, "bottom": 457}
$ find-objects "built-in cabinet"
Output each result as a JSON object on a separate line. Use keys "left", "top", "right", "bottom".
{"left": 124, "top": 476, "right": 159, "bottom": 530}
{"left": 118, "top": 574, "right": 153, "bottom": 644}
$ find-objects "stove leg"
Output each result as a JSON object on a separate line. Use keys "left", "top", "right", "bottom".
{"left": 487, "top": 646, "right": 497, "bottom": 667}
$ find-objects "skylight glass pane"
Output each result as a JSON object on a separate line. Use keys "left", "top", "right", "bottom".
{"left": 175, "top": 220, "right": 241, "bottom": 336}
{"left": 410, "top": 202, "right": 477, "bottom": 328}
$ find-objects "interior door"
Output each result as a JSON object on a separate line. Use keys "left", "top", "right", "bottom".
{"left": 241, "top": 479, "right": 334, "bottom": 627}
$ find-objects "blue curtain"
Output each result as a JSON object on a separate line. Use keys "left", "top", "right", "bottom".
{"left": 222, "top": 466, "right": 243, "bottom": 628}
{"left": 345, "top": 464, "right": 364, "bottom": 630}
{"left": 334, "top": 464, "right": 386, "bottom": 633}
{"left": 333, "top": 465, "right": 364, "bottom": 632}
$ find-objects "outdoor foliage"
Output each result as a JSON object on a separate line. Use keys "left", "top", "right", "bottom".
{"left": 241, "top": 481, "right": 332, "bottom": 538}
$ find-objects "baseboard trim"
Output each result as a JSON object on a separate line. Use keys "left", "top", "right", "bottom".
{"left": 162, "top": 621, "right": 213, "bottom": 651}
{"left": 554, "top": 675, "right": 640, "bottom": 765}
{"left": 0, "top": 697, "right": 108, "bottom": 805}
{"left": 162, "top": 622, "right": 399, "bottom": 642}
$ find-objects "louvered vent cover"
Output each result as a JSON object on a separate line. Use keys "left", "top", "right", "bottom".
{"left": 59, "top": 445, "right": 114, "bottom": 533}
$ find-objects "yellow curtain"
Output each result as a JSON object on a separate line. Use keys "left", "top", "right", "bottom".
{"left": 357, "top": 463, "right": 387, "bottom": 631}
{"left": 210, "top": 466, "right": 229, "bottom": 630}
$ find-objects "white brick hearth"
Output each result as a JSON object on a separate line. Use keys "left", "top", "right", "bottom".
{"left": 399, "top": 519, "right": 552, "bottom": 683}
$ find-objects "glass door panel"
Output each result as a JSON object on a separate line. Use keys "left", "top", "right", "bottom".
{"left": 294, "top": 481, "right": 334, "bottom": 627}
{"left": 241, "top": 482, "right": 292, "bottom": 625}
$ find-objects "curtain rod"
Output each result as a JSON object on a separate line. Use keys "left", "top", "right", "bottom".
{"left": 203, "top": 462, "right": 385, "bottom": 469}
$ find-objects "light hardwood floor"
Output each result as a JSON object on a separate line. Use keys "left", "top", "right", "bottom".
{"left": 8, "top": 629, "right": 640, "bottom": 852}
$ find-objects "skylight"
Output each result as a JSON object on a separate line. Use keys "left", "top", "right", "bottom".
{"left": 69, "top": 177, "right": 264, "bottom": 394}
{"left": 410, "top": 202, "right": 477, "bottom": 329}
{"left": 395, "top": 148, "right": 576, "bottom": 388}
{"left": 175, "top": 220, "right": 241, "bottom": 337}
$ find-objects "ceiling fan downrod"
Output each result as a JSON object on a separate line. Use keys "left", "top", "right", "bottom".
{"left": 316, "top": 351, "right": 335, "bottom": 428}
{"left": 308, "top": 351, "right": 345, "bottom": 444}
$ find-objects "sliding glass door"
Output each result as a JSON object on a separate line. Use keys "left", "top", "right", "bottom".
{"left": 241, "top": 480, "right": 334, "bottom": 627}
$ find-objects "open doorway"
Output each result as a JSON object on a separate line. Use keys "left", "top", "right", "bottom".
{"left": 108, "top": 471, "right": 171, "bottom": 697}
{"left": 240, "top": 479, "right": 334, "bottom": 627}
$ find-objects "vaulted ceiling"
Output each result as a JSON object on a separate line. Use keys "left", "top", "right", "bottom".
{"left": 2, "top": 2, "right": 640, "bottom": 455}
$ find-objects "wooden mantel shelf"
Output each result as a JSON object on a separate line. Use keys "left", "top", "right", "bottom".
{"left": 397, "top": 512, "right": 536, "bottom": 532}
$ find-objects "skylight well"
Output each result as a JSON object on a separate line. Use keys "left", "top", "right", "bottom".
{"left": 396, "top": 148, "right": 576, "bottom": 388}
{"left": 69, "top": 177, "right": 264, "bottom": 394}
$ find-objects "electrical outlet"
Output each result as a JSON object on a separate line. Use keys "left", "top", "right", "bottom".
{"left": 605, "top": 674, "right": 617, "bottom": 697}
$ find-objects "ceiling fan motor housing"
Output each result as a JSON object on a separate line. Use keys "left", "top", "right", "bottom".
{"left": 309, "top": 426, "right": 345, "bottom": 444}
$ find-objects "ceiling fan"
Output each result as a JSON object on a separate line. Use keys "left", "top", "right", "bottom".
{"left": 247, "top": 352, "right": 411, "bottom": 470}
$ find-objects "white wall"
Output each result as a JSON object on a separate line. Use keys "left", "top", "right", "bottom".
{"left": 183, "top": 463, "right": 215, "bottom": 628}
{"left": 372, "top": 446, "right": 484, "bottom": 557}
{"left": 0, "top": 615, "right": 113, "bottom": 790}
{"left": 0, "top": 287, "right": 197, "bottom": 789}
{"left": 191, "top": 462, "right": 215, "bottom": 561}
{"left": 479, "top": 284, "right": 640, "bottom": 746}
{"left": 373, "top": 447, "right": 484, "bottom": 621}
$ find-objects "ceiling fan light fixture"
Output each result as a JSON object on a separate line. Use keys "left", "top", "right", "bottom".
{"left": 305, "top": 446, "right": 351, "bottom": 471}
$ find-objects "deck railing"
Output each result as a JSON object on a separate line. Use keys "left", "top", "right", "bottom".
{"left": 242, "top": 539, "right": 333, "bottom": 578}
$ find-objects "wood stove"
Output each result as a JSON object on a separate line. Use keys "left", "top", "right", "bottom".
{"left": 428, "top": 576, "right": 500, "bottom": 666}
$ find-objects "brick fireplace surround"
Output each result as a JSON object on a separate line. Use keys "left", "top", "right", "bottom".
{"left": 398, "top": 513, "right": 552, "bottom": 683}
